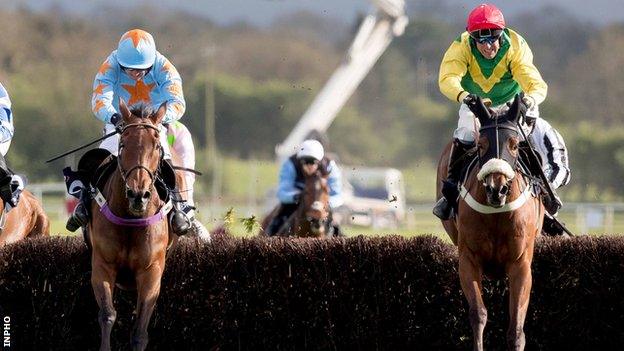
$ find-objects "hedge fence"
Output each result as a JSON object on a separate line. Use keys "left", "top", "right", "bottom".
{"left": 0, "top": 235, "right": 623, "bottom": 350}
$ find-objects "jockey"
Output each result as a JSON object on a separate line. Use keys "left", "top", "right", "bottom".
{"left": 66, "top": 29, "right": 206, "bottom": 238}
{"left": 166, "top": 121, "right": 196, "bottom": 208}
{"left": 266, "top": 139, "right": 344, "bottom": 236}
{"left": 433, "top": 4, "right": 570, "bottom": 223}
{"left": 0, "top": 83, "right": 23, "bottom": 209}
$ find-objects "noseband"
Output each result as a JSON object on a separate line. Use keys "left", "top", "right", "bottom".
{"left": 117, "top": 123, "right": 162, "bottom": 192}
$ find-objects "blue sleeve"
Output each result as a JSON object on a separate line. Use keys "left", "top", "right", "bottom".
{"left": 0, "top": 84, "right": 14, "bottom": 143}
{"left": 276, "top": 160, "right": 300, "bottom": 204}
{"left": 92, "top": 53, "right": 119, "bottom": 123}
{"left": 327, "top": 160, "right": 344, "bottom": 208}
{"left": 152, "top": 53, "right": 186, "bottom": 124}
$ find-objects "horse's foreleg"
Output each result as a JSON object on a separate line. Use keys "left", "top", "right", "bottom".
{"left": 459, "top": 252, "right": 487, "bottom": 351}
{"left": 91, "top": 263, "right": 117, "bottom": 351}
{"left": 506, "top": 257, "right": 532, "bottom": 351}
{"left": 131, "top": 264, "right": 164, "bottom": 351}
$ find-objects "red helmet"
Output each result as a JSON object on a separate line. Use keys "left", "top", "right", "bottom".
{"left": 466, "top": 4, "right": 505, "bottom": 32}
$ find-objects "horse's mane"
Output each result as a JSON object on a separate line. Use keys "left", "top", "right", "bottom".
{"left": 129, "top": 105, "right": 156, "bottom": 119}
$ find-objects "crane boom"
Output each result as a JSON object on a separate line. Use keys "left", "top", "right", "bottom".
{"left": 275, "top": 0, "right": 408, "bottom": 161}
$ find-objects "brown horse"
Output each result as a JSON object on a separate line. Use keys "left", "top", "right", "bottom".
{"left": 0, "top": 189, "right": 49, "bottom": 246}
{"left": 436, "top": 95, "right": 543, "bottom": 350}
{"left": 261, "top": 170, "right": 331, "bottom": 238}
{"left": 88, "top": 101, "right": 174, "bottom": 351}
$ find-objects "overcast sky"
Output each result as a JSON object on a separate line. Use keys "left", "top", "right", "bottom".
{"left": 9, "top": 0, "right": 624, "bottom": 26}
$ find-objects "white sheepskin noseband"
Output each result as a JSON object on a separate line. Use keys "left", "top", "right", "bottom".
{"left": 477, "top": 158, "right": 515, "bottom": 181}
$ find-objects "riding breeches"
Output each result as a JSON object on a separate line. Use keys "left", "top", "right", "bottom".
{"left": 169, "top": 124, "right": 196, "bottom": 205}
{"left": 0, "top": 139, "right": 10, "bottom": 156}
{"left": 99, "top": 124, "right": 171, "bottom": 159}
{"left": 453, "top": 100, "right": 540, "bottom": 144}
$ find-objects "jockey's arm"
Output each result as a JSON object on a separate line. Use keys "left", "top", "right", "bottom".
{"left": 92, "top": 54, "right": 120, "bottom": 124}
{"left": 0, "top": 84, "right": 14, "bottom": 143}
{"left": 277, "top": 160, "right": 300, "bottom": 204}
{"left": 509, "top": 35, "right": 548, "bottom": 105}
{"left": 153, "top": 56, "right": 186, "bottom": 124}
{"left": 327, "top": 160, "right": 344, "bottom": 208}
{"left": 439, "top": 36, "right": 471, "bottom": 103}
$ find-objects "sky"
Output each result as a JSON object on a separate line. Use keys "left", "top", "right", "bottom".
{"left": 8, "top": 0, "right": 624, "bottom": 26}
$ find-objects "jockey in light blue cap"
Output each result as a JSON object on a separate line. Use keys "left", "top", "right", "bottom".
{"left": 65, "top": 29, "right": 208, "bottom": 240}
{"left": 0, "top": 83, "right": 24, "bottom": 209}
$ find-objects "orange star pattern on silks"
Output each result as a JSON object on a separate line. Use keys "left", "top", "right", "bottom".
{"left": 93, "top": 100, "right": 105, "bottom": 113}
{"left": 172, "top": 102, "right": 185, "bottom": 116}
{"left": 93, "top": 83, "right": 107, "bottom": 96}
{"left": 122, "top": 80, "right": 155, "bottom": 106}
{"left": 167, "top": 83, "right": 183, "bottom": 97}
{"left": 161, "top": 60, "right": 178, "bottom": 75}
{"left": 122, "top": 30, "right": 151, "bottom": 48}
{"left": 98, "top": 60, "right": 111, "bottom": 76}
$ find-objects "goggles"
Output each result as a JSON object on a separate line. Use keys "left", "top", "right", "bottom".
{"left": 119, "top": 65, "right": 152, "bottom": 74}
{"left": 470, "top": 28, "right": 503, "bottom": 44}
{"left": 299, "top": 157, "right": 319, "bottom": 165}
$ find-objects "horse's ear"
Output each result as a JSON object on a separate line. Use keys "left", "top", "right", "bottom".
{"left": 465, "top": 95, "right": 492, "bottom": 125}
{"left": 119, "top": 99, "right": 131, "bottom": 122}
{"left": 152, "top": 102, "right": 167, "bottom": 125}
{"left": 506, "top": 94, "right": 524, "bottom": 124}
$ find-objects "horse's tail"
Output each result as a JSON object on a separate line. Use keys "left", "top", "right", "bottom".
{"left": 25, "top": 191, "right": 50, "bottom": 237}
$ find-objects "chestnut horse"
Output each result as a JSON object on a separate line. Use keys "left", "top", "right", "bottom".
{"left": 88, "top": 101, "right": 175, "bottom": 351}
{"left": 436, "top": 95, "right": 543, "bottom": 350}
{"left": 261, "top": 170, "right": 331, "bottom": 238}
{"left": 0, "top": 189, "right": 49, "bottom": 246}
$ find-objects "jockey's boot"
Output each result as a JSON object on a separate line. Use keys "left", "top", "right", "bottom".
{"left": 543, "top": 187, "right": 563, "bottom": 216}
{"left": 169, "top": 189, "right": 193, "bottom": 236}
{"left": 168, "top": 189, "right": 211, "bottom": 241}
{"left": 433, "top": 139, "right": 472, "bottom": 220}
{"left": 66, "top": 188, "right": 91, "bottom": 232}
{"left": 266, "top": 215, "right": 286, "bottom": 237}
{"left": 542, "top": 214, "right": 565, "bottom": 236}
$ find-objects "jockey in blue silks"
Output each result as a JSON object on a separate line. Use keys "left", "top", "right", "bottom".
{"left": 65, "top": 29, "right": 208, "bottom": 239}
{"left": 0, "top": 83, "right": 24, "bottom": 209}
{"left": 266, "top": 139, "right": 344, "bottom": 236}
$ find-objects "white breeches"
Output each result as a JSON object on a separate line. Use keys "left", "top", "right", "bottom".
{"left": 453, "top": 101, "right": 540, "bottom": 144}
{"left": 0, "top": 140, "right": 10, "bottom": 156}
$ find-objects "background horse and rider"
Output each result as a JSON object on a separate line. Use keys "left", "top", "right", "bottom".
{"left": 436, "top": 95, "right": 544, "bottom": 350}
{"left": 260, "top": 168, "right": 332, "bottom": 238}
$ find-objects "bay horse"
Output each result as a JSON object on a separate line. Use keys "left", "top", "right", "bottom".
{"left": 261, "top": 170, "right": 331, "bottom": 238}
{"left": 88, "top": 100, "right": 174, "bottom": 351}
{"left": 0, "top": 189, "right": 49, "bottom": 246}
{"left": 436, "top": 95, "right": 543, "bottom": 350}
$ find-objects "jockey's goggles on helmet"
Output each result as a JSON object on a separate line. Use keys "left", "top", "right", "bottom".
{"left": 120, "top": 64, "right": 152, "bottom": 73}
{"left": 470, "top": 29, "right": 503, "bottom": 44}
{"left": 299, "top": 157, "right": 319, "bottom": 165}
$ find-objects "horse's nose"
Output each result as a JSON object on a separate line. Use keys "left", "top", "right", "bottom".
{"left": 499, "top": 184, "right": 509, "bottom": 196}
{"left": 126, "top": 189, "right": 151, "bottom": 203}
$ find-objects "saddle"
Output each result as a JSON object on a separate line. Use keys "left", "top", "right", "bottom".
{"left": 65, "top": 148, "right": 174, "bottom": 203}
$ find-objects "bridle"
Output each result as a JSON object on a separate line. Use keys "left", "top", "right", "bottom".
{"left": 117, "top": 122, "right": 162, "bottom": 194}
{"left": 477, "top": 120, "right": 520, "bottom": 196}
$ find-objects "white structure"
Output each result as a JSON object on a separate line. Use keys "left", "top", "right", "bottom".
{"left": 275, "top": 0, "right": 409, "bottom": 162}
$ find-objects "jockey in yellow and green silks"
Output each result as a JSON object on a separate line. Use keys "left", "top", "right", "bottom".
{"left": 434, "top": 4, "right": 570, "bottom": 228}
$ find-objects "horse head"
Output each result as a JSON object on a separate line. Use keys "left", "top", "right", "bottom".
{"left": 117, "top": 100, "right": 165, "bottom": 216}
{"left": 470, "top": 95, "right": 525, "bottom": 207}
{"left": 301, "top": 170, "right": 330, "bottom": 237}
